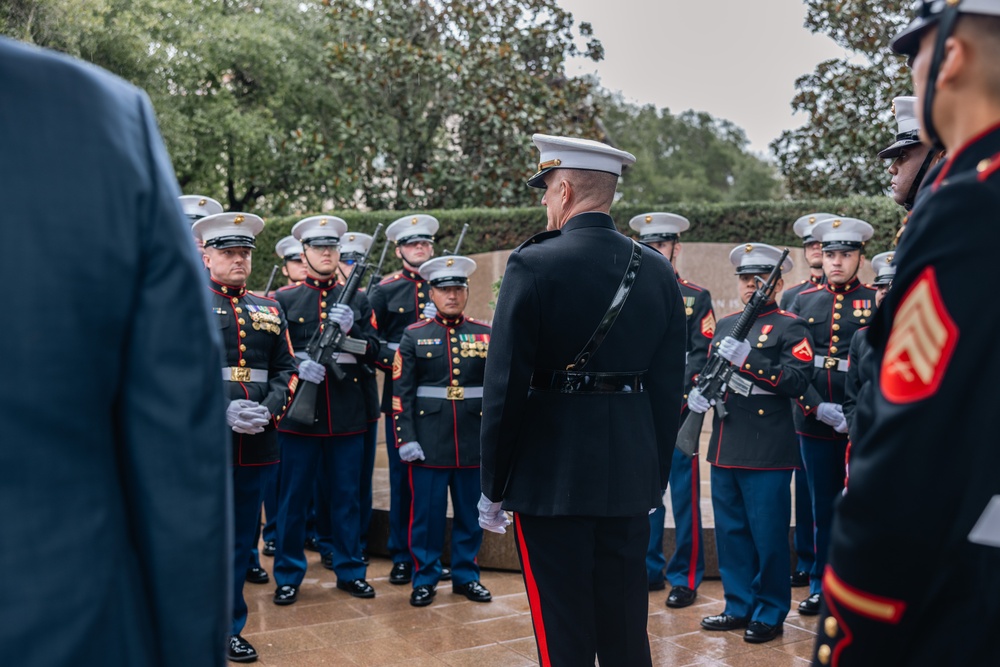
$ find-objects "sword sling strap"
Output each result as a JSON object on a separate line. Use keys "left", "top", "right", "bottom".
{"left": 565, "top": 239, "right": 643, "bottom": 371}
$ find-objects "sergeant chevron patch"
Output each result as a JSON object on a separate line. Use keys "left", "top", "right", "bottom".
{"left": 701, "top": 312, "right": 716, "bottom": 338}
{"left": 392, "top": 351, "right": 403, "bottom": 380}
{"left": 881, "top": 267, "right": 958, "bottom": 404}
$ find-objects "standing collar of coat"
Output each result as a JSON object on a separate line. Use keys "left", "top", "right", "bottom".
{"left": 561, "top": 211, "right": 615, "bottom": 234}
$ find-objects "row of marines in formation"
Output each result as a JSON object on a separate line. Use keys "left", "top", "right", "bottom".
{"left": 186, "top": 193, "right": 900, "bottom": 662}
{"left": 187, "top": 81, "right": 973, "bottom": 667}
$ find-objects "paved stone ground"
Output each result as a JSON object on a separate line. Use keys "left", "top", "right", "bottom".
{"left": 243, "top": 550, "right": 820, "bottom": 666}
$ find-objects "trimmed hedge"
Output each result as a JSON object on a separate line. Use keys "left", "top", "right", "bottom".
{"left": 248, "top": 197, "right": 904, "bottom": 289}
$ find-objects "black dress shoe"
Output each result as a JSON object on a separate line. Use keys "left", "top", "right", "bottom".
{"left": 798, "top": 592, "right": 822, "bottom": 615}
{"left": 410, "top": 584, "right": 436, "bottom": 607}
{"left": 440, "top": 566, "right": 452, "bottom": 581}
{"left": 361, "top": 550, "right": 370, "bottom": 565}
{"left": 261, "top": 540, "right": 275, "bottom": 557}
{"left": 337, "top": 578, "right": 376, "bottom": 598}
{"left": 701, "top": 613, "right": 749, "bottom": 631}
{"left": 453, "top": 580, "right": 492, "bottom": 602}
{"left": 389, "top": 561, "right": 412, "bottom": 585}
{"left": 321, "top": 553, "right": 334, "bottom": 570}
{"left": 648, "top": 579, "right": 666, "bottom": 592}
{"left": 744, "top": 620, "right": 784, "bottom": 643}
{"left": 273, "top": 584, "right": 298, "bottom": 606}
{"left": 304, "top": 536, "right": 319, "bottom": 552}
{"left": 245, "top": 566, "right": 269, "bottom": 585}
{"left": 228, "top": 634, "right": 258, "bottom": 663}
{"left": 666, "top": 585, "right": 697, "bottom": 608}
{"left": 790, "top": 570, "right": 810, "bottom": 587}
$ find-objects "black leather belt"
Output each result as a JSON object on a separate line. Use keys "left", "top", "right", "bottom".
{"left": 530, "top": 370, "right": 645, "bottom": 394}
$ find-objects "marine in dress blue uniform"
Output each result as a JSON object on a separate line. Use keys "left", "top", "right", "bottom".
{"left": 315, "top": 231, "right": 380, "bottom": 565}
{"left": 689, "top": 244, "right": 815, "bottom": 644}
{"left": 368, "top": 214, "right": 440, "bottom": 584}
{"left": 273, "top": 216, "right": 381, "bottom": 603}
{"left": 480, "top": 134, "right": 687, "bottom": 667}
{"left": 815, "top": 6, "right": 1000, "bottom": 663}
{"left": 392, "top": 256, "right": 494, "bottom": 607}
{"left": 0, "top": 37, "right": 230, "bottom": 666}
{"left": 786, "top": 217, "right": 877, "bottom": 615}
{"left": 629, "top": 212, "right": 712, "bottom": 608}
{"left": 781, "top": 212, "right": 834, "bottom": 589}
{"left": 193, "top": 212, "right": 298, "bottom": 663}
{"left": 842, "top": 252, "right": 894, "bottom": 445}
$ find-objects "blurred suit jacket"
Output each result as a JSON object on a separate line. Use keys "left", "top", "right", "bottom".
{"left": 0, "top": 37, "right": 231, "bottom": 666}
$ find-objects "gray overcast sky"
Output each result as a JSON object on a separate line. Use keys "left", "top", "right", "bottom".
{"left": 556, "top": 0, "right": 854, "bottom": 157}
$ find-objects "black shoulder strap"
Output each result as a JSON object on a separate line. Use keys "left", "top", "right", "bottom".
{"left": 567, "top": 240, "right": 643, "bottom": 371}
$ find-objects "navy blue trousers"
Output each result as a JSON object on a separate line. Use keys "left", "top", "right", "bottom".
{"left": 384, "top": 419, "right": 414, "bottom": 564}
{"left": 232, "top": 464, "right": 272, "bottom": 636}
{"left": 407, "top": 465, "right": 482, "bottom": 588}
{"left": 710, "top": 466, "right": 793, "bottom": 626}
{"left": 799, "top": 435, "right": 848, "bottom": 595}
{"left": 793, "top": 461, "right": 815, "bottom": 575}
{"left": 647, "top": 447, "right": 705, "bottom": 590}
{"left": 274, "top": 431, "right": 366, "bottom": 585}
{"left": 359, "top": 419, "right": 378, "bottom": 552}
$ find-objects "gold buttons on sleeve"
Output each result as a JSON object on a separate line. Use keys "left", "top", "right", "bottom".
{"left": 824, "top": 616, "right": 839, "bottom": 637}
{"left": 744, "top": 364, "right": 751, "bottom": 370}
{"left": 818, "top": 645, "right": 831, "bottom": 665}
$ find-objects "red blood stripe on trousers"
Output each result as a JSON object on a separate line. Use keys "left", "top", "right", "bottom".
{"left": 514, "top": 513, "right": 551, "bottom": 667}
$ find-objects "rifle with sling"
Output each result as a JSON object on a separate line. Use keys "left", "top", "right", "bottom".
{"left": 451, "top": 223, "right": 470, "bottom": 256}
{"left": 675, "top": 248, "right": 789, "bottom": 458}
{"left": 262, "top": 264, "right": 280, "bottom": 296}
{"left": 285, "top": 223, "right": 384, "bottom": 425}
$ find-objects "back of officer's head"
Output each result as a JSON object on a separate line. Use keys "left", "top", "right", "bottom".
{"left": 564, "top": 169, "right": 619, "bottom": 210}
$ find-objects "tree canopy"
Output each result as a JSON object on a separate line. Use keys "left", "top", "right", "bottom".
{"left": 770, "top": 1, "right": 912, "bottom": 198}
{"left": 2, "top": 0, "right": 782, "bottom": 214}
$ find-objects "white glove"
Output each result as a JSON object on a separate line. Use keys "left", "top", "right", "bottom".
{"left": 687, "top": 387, "right": 714, "bottom": 414}
{"left": 297, "top": 358, "right": 326, "bottom": 384}
{"left": 328, "top": 303, "right": 354, "bottom": 334}
{"left": 226, "top": 399, "right": 270, "bottom": 434}
{"left": 833, "top": 415, "right": 849, "bottom": 434}
{"left": 398, "top": 441, "right": 426, "bottom": 462}
{"left": 816, "top": 402, "right": 845, "bottom": 428}
{"left": 717, "top": 336, "right": 751, "bottom": 367}
{"left": 422, "top": 301, "right": 438, "bottom": 320}
{"left": 477, "top": 493, "right": 511, "bottom": 534}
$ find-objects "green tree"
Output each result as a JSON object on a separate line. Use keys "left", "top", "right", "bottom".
{"left": 326, "top": 0, "right": 605, "bottom": 210}
{"left": 770, "top": 1, "right": 912, "bottom": 197}
{"left": 597, "top": 93, "right": 781, "bottom": 205}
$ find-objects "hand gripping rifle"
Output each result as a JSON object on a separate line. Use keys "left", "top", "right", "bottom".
{"left": 285, "top": 223, "right": 384, "bottom": 425}
{"left": 675, "top": 248, "right": 790, "bottom": 458}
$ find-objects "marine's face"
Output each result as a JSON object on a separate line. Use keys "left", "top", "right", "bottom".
{"left": 876, "top": 284, "right": 891, "bottom": 308}
{"left": 804, "top": 241, "right": 823, "bottom": 269}
{"left": 204, "top": 246, "right": 252, "bottom": 286}
{"left": 738, "top": 273, "right": 783, "bottom": 305}
{"left": 887, "top": 145, "right": 933, "bottom": 206}
{"left": 823, "top": 249, "right": 862, "bottom": 285}
{"left": 647, "top": 240, "right": 678, "bottom": 262}
{"left": 396, "top": 240, "right": 434, "bottom": 269}
{"left": 430, "top": 285, "right": 468, "bottom": 317}
{"left": 303, "top": 243, "right": 339, "bottom": 277}
{"left": 282, "top": 258, "right": 307, "bottom": 283}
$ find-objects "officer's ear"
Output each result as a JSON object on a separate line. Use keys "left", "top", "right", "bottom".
{"left": 394, "top": 245, "right": 402, "bottom": 260}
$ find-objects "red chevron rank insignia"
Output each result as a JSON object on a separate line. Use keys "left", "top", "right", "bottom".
{"left": 701, "top": 312, "right": 716, "bottom": 338}
{"left": 881, "top": 267, "right": 958, "bottom": 404}
{"left": 792, "top": 338, "right": 814, "bottom": 362}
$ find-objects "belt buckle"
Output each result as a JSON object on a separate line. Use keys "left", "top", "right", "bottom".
{"left": 446, "top": 386, "right": 465, "bottom": 400}
{"left": 231, "top": 367, "right": 252, "bottom": 382}
{"left": 824, "top": 357, "right": 838, "bottom": 370}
